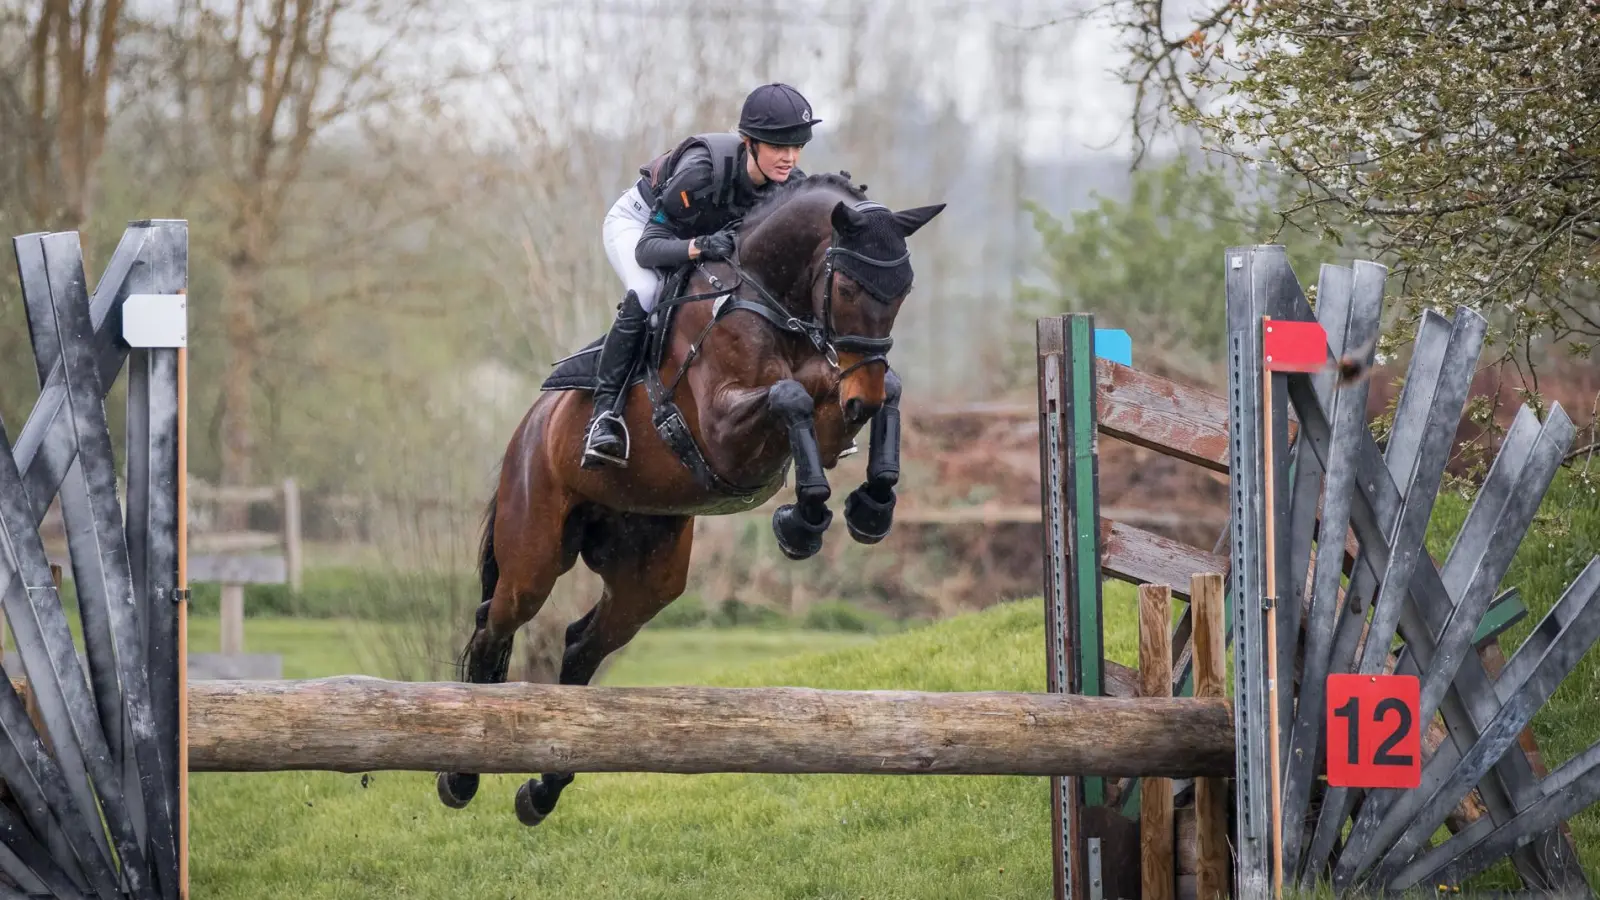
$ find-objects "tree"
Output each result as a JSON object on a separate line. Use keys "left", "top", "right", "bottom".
{"left": 1103, "top": 0, "right": 1600, "bottom": 378}
{"left": 0, "top": 0, "right": 135, "bottom": 430}
{"left": 149, "top": 0, "right": 462, "bottom": 522}
{"left": 1014, "top": 154, "right": 1328, "bottom": 384}
{"left": 0, "top": 0, "right": 124, "bottom": 235}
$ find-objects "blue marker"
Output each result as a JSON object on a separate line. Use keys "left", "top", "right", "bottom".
{"left": 1094, "top": 328, "right": 1132, "bottom": 367}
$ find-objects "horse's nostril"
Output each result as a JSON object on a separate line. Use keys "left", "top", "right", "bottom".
{"left": 844, "top": 398, "right": 878, "bottom": 426}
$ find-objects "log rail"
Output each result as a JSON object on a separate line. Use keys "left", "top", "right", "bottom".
{"left": 178, "top": 678, "right": 1236, "bottom": 779}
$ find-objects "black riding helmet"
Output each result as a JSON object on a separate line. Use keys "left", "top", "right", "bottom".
{"left": 738, "top": 83, "right": 822, "bottom": 146}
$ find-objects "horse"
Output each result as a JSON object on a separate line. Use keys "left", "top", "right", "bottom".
{"left": 436, "top": 171, "right": 945, "bottom": 826}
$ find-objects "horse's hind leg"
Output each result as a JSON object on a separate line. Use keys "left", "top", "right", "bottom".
{"left": 436, "top": 480, "right": 576, "bottom": 810}
{"left": 513, "top": 513, "right": 694, "bottom": 827}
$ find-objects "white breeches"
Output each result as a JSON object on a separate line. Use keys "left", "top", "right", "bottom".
{"left": 602, "top": 185, "right": 663, "bottom": 312}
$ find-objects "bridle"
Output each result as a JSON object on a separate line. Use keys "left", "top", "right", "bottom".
{"left": 646, "top": 201, "right": 910, "bottom": 406}
{"left": 714, "top": 200, "right": 908, "bottom": 377}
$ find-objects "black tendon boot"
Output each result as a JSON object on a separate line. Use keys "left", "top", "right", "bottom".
{"left": 582, "top": 290, "right": 649, "bottom": 469}
{"left": 767, "top": 380, "right": 833, "bottom": 560}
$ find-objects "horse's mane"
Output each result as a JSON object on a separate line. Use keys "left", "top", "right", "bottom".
{"left": 738, "top": 171, "right": 868, "bottom": 235}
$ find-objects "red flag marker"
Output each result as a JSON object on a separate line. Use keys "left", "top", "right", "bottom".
{"left": 1262, "top": 318, "right": 1329, "bottom": 373}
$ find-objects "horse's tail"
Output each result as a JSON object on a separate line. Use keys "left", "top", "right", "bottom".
{"left": 477, "top": 489, "right": 500, "bottom": 613}
{"left": 455, "top": 483, "right": 501, "bottom": 680}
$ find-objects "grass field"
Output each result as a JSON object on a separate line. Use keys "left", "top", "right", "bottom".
{"left": 183, "top": 470, "right": 1600, "bottom": 898}
{"left": 188, "top": 602, "right": 1073, "bottom": 900}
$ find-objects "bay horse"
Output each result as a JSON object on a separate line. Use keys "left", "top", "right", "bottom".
{"left": 437, "top": 172, "right": 945, "bottom": 825}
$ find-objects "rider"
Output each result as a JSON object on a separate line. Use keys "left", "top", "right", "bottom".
{"left": 582, "top": 82, "right": 821, "bottom": 469}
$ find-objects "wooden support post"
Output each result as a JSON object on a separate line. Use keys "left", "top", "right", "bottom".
{"left": 219, "top": 584, "right": 244, "bottom": 656}
{"left": 282, "top": 477, "right": 302, "bottom": 593}
{"left": 1192, "top": 572, "right": 1231, "bottom": 900}
{"left": 1141, "top": 584, "right": 1175, "bottom": 900}
{"left": 1261, "top": 324, "right": 1284, "bottom": 900}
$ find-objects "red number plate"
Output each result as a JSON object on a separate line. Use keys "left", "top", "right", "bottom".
{"left": 1325, "top": 674, "right": 1422, "bottom": 789}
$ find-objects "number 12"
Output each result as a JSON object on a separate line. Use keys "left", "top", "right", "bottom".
{"left": 1333, "top": 696, "right": 1414, "bottom": 766}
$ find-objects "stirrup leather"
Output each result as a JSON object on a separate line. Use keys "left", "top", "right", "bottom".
{"left": 583, "top": 409, "right": 631, "bottom": 467}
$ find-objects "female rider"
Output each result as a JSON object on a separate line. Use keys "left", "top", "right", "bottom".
{"left": 582, "top": 82, "right": 821, "bottom": 469}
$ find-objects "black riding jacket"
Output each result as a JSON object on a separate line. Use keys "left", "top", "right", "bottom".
{"left": 632, "top": 136, "right": 804, "bottom": 270}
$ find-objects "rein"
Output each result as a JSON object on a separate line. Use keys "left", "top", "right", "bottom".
{"left": 647, "top": 202, "right": 909, "bottom": 402}
{"left": 666, "top": 218, "right": 905, "bottom": 372}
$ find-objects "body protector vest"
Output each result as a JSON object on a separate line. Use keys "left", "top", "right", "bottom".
{"left": 638, "top": 132, "right": 747, "bottom": 216}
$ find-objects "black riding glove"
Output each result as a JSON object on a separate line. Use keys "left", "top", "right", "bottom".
{"left": 695, "top": 227, "right": 737, "bottom": 261}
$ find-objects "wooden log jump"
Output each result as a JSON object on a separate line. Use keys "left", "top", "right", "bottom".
{"left": 185, "top": 678, "right": 1235, "bottom": 778}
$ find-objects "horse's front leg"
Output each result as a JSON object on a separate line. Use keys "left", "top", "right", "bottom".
{"left": 844, "top": 368, "right": 901, "bottom": 545}
{"left": 768, "top": 379, "right": 833, "bottom": 560}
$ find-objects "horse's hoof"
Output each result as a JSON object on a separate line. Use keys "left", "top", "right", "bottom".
{"left": 515, "top": 779, "right": 553, "bottom": 827}
{"left": 844, "top": 484, "right": 895, "bottom": 545}
{"left": 437, "top": 772, "right": 479, "bottom": 809}
{"left": 772, "top": 503, "right": 831, "bottom": 560}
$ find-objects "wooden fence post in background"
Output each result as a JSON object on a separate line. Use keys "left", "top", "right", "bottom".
{"left": 219, "top": 584, "right": 244, "bottom": 656}
{"left": 188, "top": 554, "right": 286, "bottom": 679}
{"left": 282, "top": 477, "right": 302, "bottom": 593}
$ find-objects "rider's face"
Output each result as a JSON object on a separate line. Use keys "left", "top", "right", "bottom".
{"left": 752, "top": 141, "right": 802, "bottom": 183}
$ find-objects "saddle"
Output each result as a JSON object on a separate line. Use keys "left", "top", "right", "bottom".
{"left": 537, "top": 265, "right": 692, "bottom": 396}
{"left": 539, "top": 265, "right": 790, "bottom": 509}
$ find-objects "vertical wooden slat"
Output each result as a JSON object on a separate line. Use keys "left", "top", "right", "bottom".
{"left": 1141, "top": 584, "right": 1175, "bottom": 900}
{"left": 1193, "top": 572, "right": 1230, "bottom": 900}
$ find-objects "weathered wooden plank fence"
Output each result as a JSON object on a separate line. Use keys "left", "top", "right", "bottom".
{"left": 1036, "top": 246, "right": 1600, "bottom": 900}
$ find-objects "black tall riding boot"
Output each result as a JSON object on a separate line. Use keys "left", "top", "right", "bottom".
{"left": 582, "top": 290, "right": 649, "bottom": 469}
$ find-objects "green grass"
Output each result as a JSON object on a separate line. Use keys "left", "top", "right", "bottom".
{"left": 601, "top": 628, "right": 882, "bottom": 686}
{"left": 189, "top": 603, "right": 1066, "bottom": 900}
{"left": 178, "top": 616, "right": 883, "bottom": 686}
{"left": 185, "top": 469, "right": 1600, "bottom": 898}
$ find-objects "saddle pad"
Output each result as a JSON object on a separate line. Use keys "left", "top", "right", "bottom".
{"left": 539, "top": 335, "right": 652, "bottom": 393}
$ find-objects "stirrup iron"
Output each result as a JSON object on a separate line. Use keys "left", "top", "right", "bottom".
{"left": 583, "top": 410, "right": 631, "bottom": 468}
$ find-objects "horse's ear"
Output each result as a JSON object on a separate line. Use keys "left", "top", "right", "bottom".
{"left": 831, "top": 200, "right": 868, "bottom": 234}
{"left": 892, "top": 204, "right": 946, "bottom": 237}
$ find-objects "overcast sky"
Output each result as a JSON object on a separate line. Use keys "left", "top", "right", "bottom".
{"left": 111, "top": 0, "right": 1182, "bottom": 162}
{"left": 422, "top": 0, "right": 1163, "bottom": 162}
